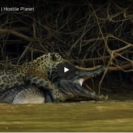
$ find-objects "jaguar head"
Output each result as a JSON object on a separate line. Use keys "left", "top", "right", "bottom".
{"left": 44, "top": 53, "right": 64, "bottom": 79}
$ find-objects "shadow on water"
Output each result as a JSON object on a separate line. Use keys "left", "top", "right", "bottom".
{"left": 0, "top": 100, "right": 133, "bottom": 132}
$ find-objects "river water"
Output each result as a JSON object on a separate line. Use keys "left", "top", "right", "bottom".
{"left": 0, "top": 100, "right": 133, "bottom": 132}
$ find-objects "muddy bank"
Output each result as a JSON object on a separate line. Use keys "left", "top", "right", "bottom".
{"left": 0, "top": 100, "right": 133, "bottom": 132}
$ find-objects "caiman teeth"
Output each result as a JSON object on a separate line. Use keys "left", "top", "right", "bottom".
{"left": 73, "top": 73, "right": 99, "bottom": 86}
{"left": 73, "top": 78, "right": 84, "bottom": 86}
{"left": 78, "top": 78, "right": 84, "bottom": 86}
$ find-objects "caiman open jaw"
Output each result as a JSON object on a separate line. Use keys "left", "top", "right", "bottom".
{"left": 72, "top": 66, "right": 106, "bottom": 86}
{"left": 56, "top": 66, "right": 107, "bottom": 101}
{"left": 58, "top": 79, "right": 108, "bottom": 101}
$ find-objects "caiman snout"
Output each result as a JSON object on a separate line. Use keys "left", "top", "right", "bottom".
{"left": 72, "top": 66, "right": 106, "bottom": 86}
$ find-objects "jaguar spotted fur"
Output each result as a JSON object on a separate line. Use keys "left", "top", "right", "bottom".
{"left": 0, "top": 53, "right": 66, "bottom": 102}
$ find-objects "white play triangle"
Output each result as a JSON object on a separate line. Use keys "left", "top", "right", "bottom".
{"left": 64, "top": 67, "right": 69, "bottom": 73}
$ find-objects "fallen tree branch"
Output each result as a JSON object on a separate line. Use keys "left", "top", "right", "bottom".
{"left": 108, "top": 62, "right": 133, "bottom": 71}
{"left": 0, "top": 29, "right": 36, "bottom": 42}
{"left": 75, "top": 65, "right": 102, "bottom": 71}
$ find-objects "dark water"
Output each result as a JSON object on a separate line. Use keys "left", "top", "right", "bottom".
{"left": 0, "top": 100, "right": 133, "bottom": 132}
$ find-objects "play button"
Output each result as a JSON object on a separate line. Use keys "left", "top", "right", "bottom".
{"left": 57, "top": 63, "right": 75, "bottom": 77}
{"left": 64, "top": 67, "right": 69, "bottom": 73}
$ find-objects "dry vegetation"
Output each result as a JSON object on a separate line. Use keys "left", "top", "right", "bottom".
{"left": 0, "top": 0, "right": 133, "bottom": 93}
